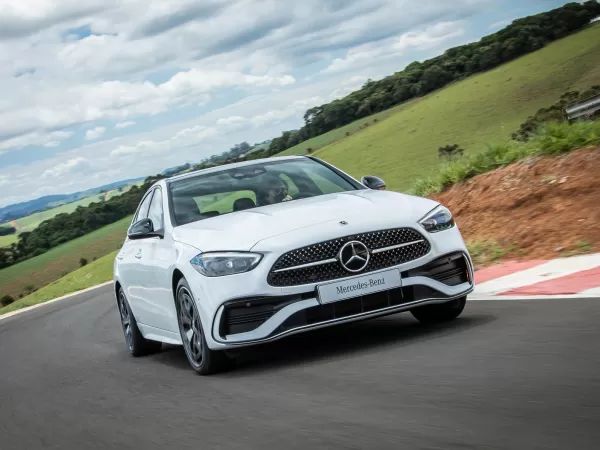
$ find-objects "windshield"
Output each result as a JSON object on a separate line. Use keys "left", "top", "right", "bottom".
{"left": 168, "top": 158, "right": 361, "bottom": 226}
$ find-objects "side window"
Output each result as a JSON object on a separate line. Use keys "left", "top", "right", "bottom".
{"left": 147, "top": 188, "right": 164, "bottom": 231}
{"left": 133, "top": 190, "right": 154, "bottom": 223}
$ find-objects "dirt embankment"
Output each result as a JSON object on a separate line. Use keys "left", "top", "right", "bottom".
{"left": 429, "top": 146, "right": 600, "bottom": 263}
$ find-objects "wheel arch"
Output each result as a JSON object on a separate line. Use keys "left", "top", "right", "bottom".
{"left": 114, "top": 280, "right": 122, "bottom": 304}
{"left": 172, "top": 268, "right": 185, "bottom": 307}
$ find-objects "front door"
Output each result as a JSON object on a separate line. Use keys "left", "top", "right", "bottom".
{"left": 135, "top": 187, "right": 179, "bottom": 333}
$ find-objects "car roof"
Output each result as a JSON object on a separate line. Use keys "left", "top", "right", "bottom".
{"left": 165, "top": 154, "right": 309, "bottom": 183}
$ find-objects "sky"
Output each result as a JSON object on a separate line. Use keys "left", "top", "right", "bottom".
{"left": 0, "top": 0, "right": 571, "bottom": 207}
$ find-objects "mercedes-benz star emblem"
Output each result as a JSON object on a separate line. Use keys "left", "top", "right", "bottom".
{"left": 338, "top": 240, "right": 370, "bottom": 273}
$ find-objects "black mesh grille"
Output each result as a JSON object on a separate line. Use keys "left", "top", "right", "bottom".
{"left": 267, "top": 227, "right": 431, "bottom": 287}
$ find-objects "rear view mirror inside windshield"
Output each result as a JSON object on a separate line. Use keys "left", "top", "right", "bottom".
{"left": 229, "top": 167, "right": 267, "bottom": 179}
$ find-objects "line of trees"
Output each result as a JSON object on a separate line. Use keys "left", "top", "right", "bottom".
{"left": 263, "top": 1, "right": 600, "bottom": 156}
{"left": 0, "top": 175, "right": 165, "bottom": 269}
{"left": 0, "top": 226, "right": 16, "bottom": 236}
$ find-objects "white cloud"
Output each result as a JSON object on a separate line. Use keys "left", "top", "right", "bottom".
{"left": 325, "top": 21, "right": 466, "bottom": 74}
{"left": 0, "top": 68, "right": 295, "bottom": 142}
{"left": 0, "top": 130, "right": 73, "bottom": 151}
{"left": 42, "top": 156, "right": 91, "bottom": 179}
{"left": 85, "top": 126, "right": 106, "bottom": 140}
{"left": 115, "top": 121, "right": 135, "bottom": 128}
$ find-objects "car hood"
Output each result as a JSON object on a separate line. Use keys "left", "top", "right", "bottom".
{"left": 171, "top": 190, "right": 439, "bottom": 252}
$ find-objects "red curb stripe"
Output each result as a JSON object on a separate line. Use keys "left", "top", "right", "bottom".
{"left": 502, "top": 266, "right": 600, "bottom": 296}
{"left": 474, "top": 260, "right": 548, "bottom": 285}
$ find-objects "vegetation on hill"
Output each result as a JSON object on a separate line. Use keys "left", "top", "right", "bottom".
{"left": 0, "top": 225, "right": 16, "bottom": 237}
{"left": 0, "top": 177, "right": 144, "bottom": 223}
{"left": 0, "top": 250, "right": 118, "bottom": 316}
{"left": 305, "top": 25, "right": 600, "bottom": 192}
{"left": 410, "top": 120, "right": 600, "bottom": 197}
{"left": 262, "top": 1, "right": 600, "bottom": 157}
{"left": 0, "top": 217, "right": 131, "bottom": 300}
{"left": 511, "top": 85, "right": 600, "bottom": 141}
{"left": 0, "top": 176, "right": 162, "bottom": 269}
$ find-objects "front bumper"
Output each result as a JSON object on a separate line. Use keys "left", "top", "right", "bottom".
{"left": 209, "top": 251, "right": 474, "bottom": 348}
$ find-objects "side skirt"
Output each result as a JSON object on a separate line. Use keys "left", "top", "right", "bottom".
{"left": 137, "top": 322, "right": 183, "bottom": 345}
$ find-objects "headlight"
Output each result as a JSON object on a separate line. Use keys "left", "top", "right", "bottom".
{"left": 418, "top": 205, "right": 455, "bottom": 233}
{"left": 190, "top": 252, "right": 263, "bottom": 277}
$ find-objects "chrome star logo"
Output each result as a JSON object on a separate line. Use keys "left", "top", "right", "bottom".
{"left": 338, "top": 241, "right": 370, "bottom": 273}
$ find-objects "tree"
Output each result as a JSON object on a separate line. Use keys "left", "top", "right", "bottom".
{"left": 0, "top": 295, "right": 15, "bottom": 307}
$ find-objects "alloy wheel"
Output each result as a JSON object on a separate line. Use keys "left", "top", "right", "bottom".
{"left": 178, "top": 287, "right": 204, "bottom": 368}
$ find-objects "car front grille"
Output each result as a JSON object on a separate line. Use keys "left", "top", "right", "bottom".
{"left": 267, "top": 227, "right": 431, "bottom": 287}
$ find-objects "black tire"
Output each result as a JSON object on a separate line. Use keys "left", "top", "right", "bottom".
{"left": 117, "top": 286, "right": 162, "bottom": 357}
{"left": 175, "top": 277, "right": 233, "bottom": 375}
{"left": 410, "top": 296, "right": 467, "bottom": 325}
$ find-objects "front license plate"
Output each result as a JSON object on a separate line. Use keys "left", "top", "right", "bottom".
{"left": 316, "top": 269, "right": 402, "bottom": 305}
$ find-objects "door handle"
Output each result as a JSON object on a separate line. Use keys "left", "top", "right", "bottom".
{"left": 135, "top": 249, "right": 142, "bottom": 259}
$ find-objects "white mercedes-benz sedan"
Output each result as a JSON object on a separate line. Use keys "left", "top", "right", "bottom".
{"left": 113, "top": 155, "right": 474, "bottom": 374}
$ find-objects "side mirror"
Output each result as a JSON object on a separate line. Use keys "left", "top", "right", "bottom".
{"left": 128, "top": 218, "right": 161, "bottom": 240}
{"left": 361, "top": 175, "right": 386, "bottom": 190}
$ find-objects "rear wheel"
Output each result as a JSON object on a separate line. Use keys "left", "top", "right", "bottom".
{"left": 117, "top": 286, "right": 162, "bottom": 356}
{"left": 410, "top": 296, "right": 467, "bottom": 324}
{"left": 175, "top": 278, "right": 233, "bottom": 375}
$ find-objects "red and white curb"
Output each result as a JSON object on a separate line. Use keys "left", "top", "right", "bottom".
{"left": 469, "top": 253, "right": 600, "bottom": 300}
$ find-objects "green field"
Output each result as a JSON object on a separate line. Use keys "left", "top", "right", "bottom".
{"left": 281, "top": 24, "right": 600, "bottom": 192}
{"left": 0, "top": 217, "right": 131, "bottom": 300}
{"left": 0, "top": 250, "right": 118, "bottom": 316}
{"left": 0, "top": 195, "right": 105, "bottom": 248}
{"left": 0, "top": 182, "right": 141, "bottom": 248}
{"left": 278, "top": 106, "right": 409, "bottom": 157}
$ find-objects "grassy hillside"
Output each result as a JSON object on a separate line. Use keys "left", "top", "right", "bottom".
{"left": 0, "top": 217, "right": 131, "bottom": 299}
{"left": 0, "top": 182, "right": 141, "bottom": 248}
{"left": 281, "top": 23, "right": 600, "bottom": 192}
{"left": 278, "top": 105, "right": 410, "bottom": 156}
{"left": 0, "top": 250, "right": 118, "bottom": 316}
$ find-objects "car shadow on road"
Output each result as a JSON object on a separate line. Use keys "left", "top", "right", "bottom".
{"left": 150, "top": 311, "right": 496, "bottom": 375}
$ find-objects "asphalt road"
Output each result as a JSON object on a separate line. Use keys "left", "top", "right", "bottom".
{"left": 1, "top": 286, "right": 599, "bottom": 450}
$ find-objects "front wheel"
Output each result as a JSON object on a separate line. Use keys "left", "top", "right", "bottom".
{"left": 410, "top": 296, "right": 467, "bottom": 325}
{"left": 175, "top": 278, "right": 233, "bottom": 375}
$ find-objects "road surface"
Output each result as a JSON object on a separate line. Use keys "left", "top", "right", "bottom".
{"left": 1, "top": 285, "right": 599, "bottom": 450}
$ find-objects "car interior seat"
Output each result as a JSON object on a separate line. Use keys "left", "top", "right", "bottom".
{"left": 173, "top": 196, "right": 205, "bottom": 224}
{"left": 233, "top": 197, "right": 256, "bottom": 211}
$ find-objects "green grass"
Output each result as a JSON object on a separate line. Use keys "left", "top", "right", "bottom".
{"left": 410, "top": 120, "right": 600, "bottom": 196}
{"left": 0, "top": 216, "right": 131, "bottom": 300}
{"left": 0, "top": 251, "right": 117, "bottom": 316}
{"left": 285, "top": 23, "right": 600, "bottom": 192}
{"left": 0, "top": 232, "right": 17, "bottom": 248}
{"left": 467, "top": 240, "right": 516, "bottom": 269}
{"left": 278, "top": 105, "right": 411, "bottom": 157}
